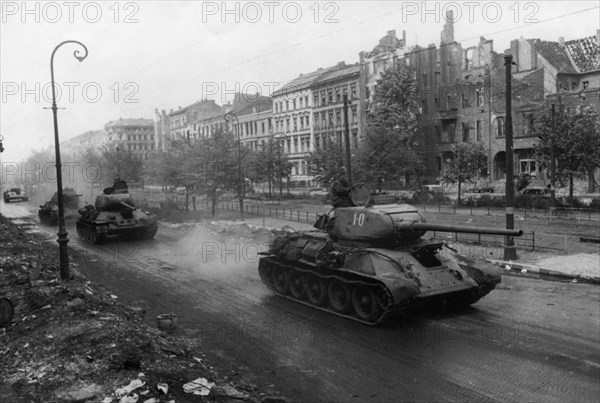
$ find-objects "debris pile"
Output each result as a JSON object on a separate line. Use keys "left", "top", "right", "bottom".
{"left": 0, "top": 216, "right": 284, "bottom": 402}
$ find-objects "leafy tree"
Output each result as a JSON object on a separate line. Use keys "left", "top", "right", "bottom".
{"left": 443, "top": 141, "right": 487, "bottom": 205}
{"left": 145, "top": 137, "right": 192, "bottom": 192}
{"left": 535, "top": 106, "right": 600, "bottom": 194}
{"left": 246, "top": 138, "right": 291, "bottom": 199}
{"left": 356, "top": 62, "right": 423, "bottom": 186}
{"left": 183, "top": 128, "right": 238, "bottom": 216}
{"left": 307, "top": 137, "right": 346, "bottom": 189}
{"left": 80, "top": 146, "right": 143, "bottom": 187}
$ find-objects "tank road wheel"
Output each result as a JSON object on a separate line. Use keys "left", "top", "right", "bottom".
{"left": 328, "top": 279, "right": 352, "bottom": 313}
{"left": 305, "top": 274, "right": 328, "bottom": 306}
{"left": 352, "top": 285, "right": 383, "bottom": 322}
{"left": 272, "top": 266, "right": 290, "bottom": 295}
{"left": 288, "top": 271, "right": 306, "bottom": 300}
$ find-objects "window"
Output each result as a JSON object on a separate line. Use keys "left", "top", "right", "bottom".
{"left": 524, "top": 113, "right": 535, "bottom": 134}
{"left": 286, "top": 101, "right": 289, "bottom": 111}
{"left": 462, "top": 122, "right": 470, "bottom": 142}
{"left": 435, "top": 72, "right": 441, "bottom": 87}
{"left": 293, "top": 100, "right": 296, "bottom": 110}
{"left": 461, "top": 93, "right": 470, "bottom": 108}
{"left": 476, "top": 120, "right": 482, "bottom": 141}
{"left": 496, "top": 117, "right": 505, "bottom": 137}
{"left": 476, "top": 88, "right": 484, "bottom": 107}
{"left": 571, "top": 82, "right": 577, "bottom": 90}
{"left": 422, "top": 73, "right": 428, "bottom": 87}
{"left": 583, "top": 81, "right": 589, "bottom": 89}
{"left": 435, "top": 126, "right": 441, "bottom": 143}
{"left": 448, "top": 122, "right": 456, "bottom": 142}
{"left": 520, "top": 159, "right": 537, "bottom": 177}
{"left": 351, "top": 84, "right": 357, "bottom": 99}
{"left": 436, "top": 157, "right": 442, "bottom": 172}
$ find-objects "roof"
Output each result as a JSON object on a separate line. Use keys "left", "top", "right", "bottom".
{"left": 529, "top": 39, "right": 577, "bottom": 73}
{"left": 168, "top": 100, "right": 220, "bottom": 117}
{"left": 105, "top": 118, "right": 154, "bottom": 128}
{"left": 312, "top": 64, "right": 360, "bottom": 87}
{"left": 564, "top": 35, "right": 600, "bottom": 72}
{"left": 273, "top": 65, "right": 339, "bottom": 96}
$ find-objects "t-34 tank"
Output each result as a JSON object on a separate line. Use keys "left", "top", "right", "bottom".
{"left": 76, "top": 179, "right": 158, "bottom": 244}
{"left": 258, "top": 185, "right": 522, "bottom": 326}
{"left": 38, "top": 188, "right": 82, "bottom": 225}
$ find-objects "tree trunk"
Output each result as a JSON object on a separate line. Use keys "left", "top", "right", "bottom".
{"left": 457, "top": 179, "right": 462, "bottom": 206}
{"left": 185, "top": 187, "right": 189, "bottom": 211}
{"left": 587, "top": 166, "right": 596, "bottom": 193}
{"left": 569, "top": 173, "right": 574, "bottom": 207}
{"left": 211, "top": 188, "right": 216, "bottom": 218}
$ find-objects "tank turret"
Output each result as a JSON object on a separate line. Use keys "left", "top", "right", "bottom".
{"left": 258, "top": 184, "right": 523, "bottom": 326}
{"left": 329, "top": 204, "right": 522, "bottom": 245}
{"left": 76, "top": 178, "right": 157, "bottom": 243}
{"left": 38, "top": 188, "right": 82, "bottom": 225}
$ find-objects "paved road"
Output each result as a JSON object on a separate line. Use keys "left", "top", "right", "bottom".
{"left": 2, "top": 199, "right": 599, "bottom": 402}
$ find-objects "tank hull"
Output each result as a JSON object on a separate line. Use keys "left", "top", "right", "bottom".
{"left": 76, "top": 219, "right": 158, "bottom": 244}
{"left": 258, "top": 231, "right": 501, "bottom": 326}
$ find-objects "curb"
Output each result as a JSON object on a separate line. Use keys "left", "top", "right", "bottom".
{"left": 486, "top": 259, "right": 600, "bottom": 285}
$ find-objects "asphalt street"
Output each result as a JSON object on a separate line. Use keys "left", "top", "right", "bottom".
{"left": 2, "top": 199, "right": 599, "bottom": 402}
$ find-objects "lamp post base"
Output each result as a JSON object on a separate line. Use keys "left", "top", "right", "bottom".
{"left": 503, "top": 245, "right": 517, "bottom": 261}
{"left": 57, "top": 232, "right": 70, "bottom": 280}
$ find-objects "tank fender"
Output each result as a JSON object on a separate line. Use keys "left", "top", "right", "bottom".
{"left": 377, "top": 274, "right": 421, "bottom": 303}
{"left": 453, "top": 254, "right": 501, "bottom": 286}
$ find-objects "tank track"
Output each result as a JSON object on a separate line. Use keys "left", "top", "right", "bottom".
{"left": 259, "top": 257, "right": 409, "bottom": 326}
{"left": 76, "top": 221, "right": 105, "bottom": 244}
{"left": 76, "top": 221, "right": 158, "bottom": 244}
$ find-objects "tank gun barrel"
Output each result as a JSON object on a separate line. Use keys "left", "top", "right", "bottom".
{"left": 397, "top": 222, "right": 523, "bottom": 237}
{"left": 119, "top": 201, "right": 135, "bottom": 209}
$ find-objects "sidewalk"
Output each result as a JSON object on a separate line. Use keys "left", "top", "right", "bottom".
{"left": 238, "top": 215, "right": 600, "bottom": 285}
{"left": 486, "top": 254, "right": 600, "bottom": 284}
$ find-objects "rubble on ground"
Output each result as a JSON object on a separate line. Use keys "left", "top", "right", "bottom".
{"left": 0, "top": 215, "right": 285, "bottom": 402}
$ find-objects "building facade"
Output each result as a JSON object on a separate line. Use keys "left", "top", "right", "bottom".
{"left": 359, "top": 13, "right": 599, "bottom": 184}
{"left": 104, "top": 118, "right": 156, "bottom": 161}
{"left": 311, "top": 63, "right": 361, "bottom": 153}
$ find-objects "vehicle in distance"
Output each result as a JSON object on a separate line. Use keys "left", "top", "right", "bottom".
{"left": 468, "top": 186, "right": 495, "bottom": 193}
{"left": 3, "top": 187, "right": 28, "bottom": 203}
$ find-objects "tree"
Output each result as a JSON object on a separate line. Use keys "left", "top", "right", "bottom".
{"left": 80, "top": 146, "right": 144, "bottom": 188}
{"left": 535, "top": 106, "right": 600, "bottom": 195}
{"left": 356, "top": 62, "right": 423, "bottom": 186}
{"left": 245, "top": 138, "right": 290, "bottom": 199}
{"left": 443, "top": 141, "right": 487, "bottom": 205}
{"left": 307, "top": 137, "right": 346, "bottom": 188}
{"left": 183, "top": 128, "right": 238, "bottom": 216}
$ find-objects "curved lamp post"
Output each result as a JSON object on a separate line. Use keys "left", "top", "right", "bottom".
{"left": 50, "top": 40, "right": 88, "bottom": 280}
{"left": 224, "top": 111, "right": 244, "bottom": 219}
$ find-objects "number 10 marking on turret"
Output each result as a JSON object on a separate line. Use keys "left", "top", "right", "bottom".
{"left": 353, "top": 213, "right": 365, "bottom": 226}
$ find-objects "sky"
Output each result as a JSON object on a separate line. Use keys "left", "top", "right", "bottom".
{"left": 1, "top": 0, "right": 599, "bottom": 162}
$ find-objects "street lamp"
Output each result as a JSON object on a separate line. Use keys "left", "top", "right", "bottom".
{"left": 50, "top": 40, "right": 88, "bottom": 280}
{"left": 274, "top": 134, "right": 285, "bottom": 199}
{"left": 224, "top": 111, "right": 244, "bottom": 219}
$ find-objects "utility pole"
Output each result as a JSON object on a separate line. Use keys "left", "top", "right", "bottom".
{"left": 343, "top": 94, "right": 353, "bottom": 186}
{"left": 550, "top": 104, "right": 556, "bottom": 213}
{"left": 504, "top": 55, "right": 517, "bottom": 261}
